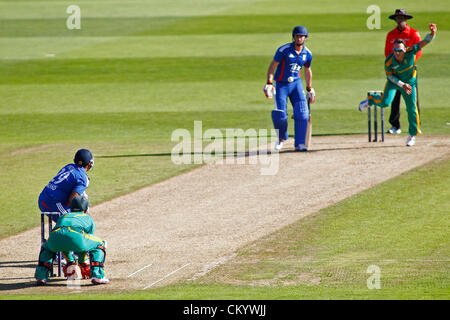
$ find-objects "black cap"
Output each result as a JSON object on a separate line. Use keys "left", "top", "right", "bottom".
{"left": 389, "top": 9, "right": 413, "bottom": 20}
{"left": 70, "top": 196, "right": 89, "bottom": 212}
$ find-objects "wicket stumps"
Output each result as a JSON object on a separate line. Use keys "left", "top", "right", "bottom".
{"left": 40, "top": 212, "right": 62, "bottom": 277}
{"left": 367, "top": 91, "right": 385, "bottom": 142}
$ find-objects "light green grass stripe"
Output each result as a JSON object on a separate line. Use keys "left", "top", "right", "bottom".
{"left": 0, "top": 0, "right": 258, "bottom": 19}
{"left": 2, "top": 31, "right": 447, "bottom": 61}
{"left": 1, "top": 0, "right": 449, "bottom": 19}
{"left": 223, "top": 0, "right": 450, "bottom": 15}
{"left": 0, "top": 37, "right": 119, "bottom": 60}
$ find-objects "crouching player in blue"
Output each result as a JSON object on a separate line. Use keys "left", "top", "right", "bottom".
{"left": 35, "top": 196, "right": 109, "bottom": 285}
{"left": 264, "top": 26, "right": 316, "bottom": 151}
{"left": 38, "top": 149, "right": 94, "bottom": 221}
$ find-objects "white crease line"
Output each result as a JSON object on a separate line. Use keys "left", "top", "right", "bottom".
{"left": 142, "top": 263, "right": 191, "bottom": 290}
{"left": 128, "top": 263, "right": 153, "bottom": 278}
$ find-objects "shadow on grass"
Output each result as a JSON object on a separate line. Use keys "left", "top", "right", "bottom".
{"left": 98, "top": 144, "right": 403, "bottom": 159}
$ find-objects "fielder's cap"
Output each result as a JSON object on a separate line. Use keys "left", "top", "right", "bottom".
{"left": 389, "top": 9, "right": 413, "bottom": 20}
{"left": 70, "top": 196, "right": 89, "bottom": 212}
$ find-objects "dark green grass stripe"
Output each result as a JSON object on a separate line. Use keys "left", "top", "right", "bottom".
{"left": 1, "top": 108, "right": 448, "bottom": 144}
{"left": 147, "top": 12, "right": 450, "bottom": 35}
{"left": 1, "top": 54, "right": 448, "bottom": 85}
{"left": 1, "top": 12, "right": 449, "bottom": 37}
{"left": 0, "top": 111, "right": 271, "bottom": 143}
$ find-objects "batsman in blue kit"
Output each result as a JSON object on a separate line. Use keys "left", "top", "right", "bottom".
{"left": 38, "top": 149, "right": 94, "bottom": 221}
{"left": 264, "top": 26, "right": 316, "bottom": 151}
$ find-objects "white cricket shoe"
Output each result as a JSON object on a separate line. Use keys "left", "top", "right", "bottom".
{"left": 388, "top": 127, "right": 401, "bottom": 134}
{"left": 295, "top": 144, "right": 308, "bottom": 152}
{"left": 358, "top": 99, "right": 369, "bottom": 111}
{"left": 406, "top": 135, "right": 416, "bottom": 147}
{"left": 91, "top": 277, "right": 110, "bottom": 285}
{"left": 274, "top": 139, "right": 284, "bottom": 151}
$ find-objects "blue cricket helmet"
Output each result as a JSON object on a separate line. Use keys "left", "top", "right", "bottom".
{"left": 292, "top": 25, "right": 308, "bottom": 38}
{"left": 74, "top": 149, "right": 94, "bottom": 167}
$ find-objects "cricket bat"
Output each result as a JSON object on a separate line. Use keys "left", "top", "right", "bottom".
{"left": 305, "top": 98, "right": 312, "bottom": 148}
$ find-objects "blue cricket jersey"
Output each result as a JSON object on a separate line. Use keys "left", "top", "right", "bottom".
{"left": 40, "top": 164, "right": 90, "bottom": 206}
{"left": 273, "top": 42, "right": 312, "bottom": 83}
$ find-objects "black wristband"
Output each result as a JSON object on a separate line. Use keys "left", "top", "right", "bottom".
{"left": 267, "top": 81, "right": 273, "bottom": 85}
{"left": 306, "top": 87, "right": 311, "bottom": 91}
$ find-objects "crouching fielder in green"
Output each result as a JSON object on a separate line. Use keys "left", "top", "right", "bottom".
{"left": 359, "top": 23, "right": 437, "bottom": 146}
{"left": 35, "top": 196, "right": 109, "bottom": 285}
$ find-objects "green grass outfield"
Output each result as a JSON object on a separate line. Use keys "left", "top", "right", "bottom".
{"left": 0, "top": 0, "right": 449, "bottom": 299}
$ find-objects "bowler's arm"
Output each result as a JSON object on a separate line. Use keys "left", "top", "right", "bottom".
{"left": 386, "top": 71, "right": 412, "bottom": 95}
{"left": 417, "top": 23, "right": 437, "bottom": 49}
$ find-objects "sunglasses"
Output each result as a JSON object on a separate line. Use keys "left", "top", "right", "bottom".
{"left": 393, "top": 48, "right": 405, "bottom": 52}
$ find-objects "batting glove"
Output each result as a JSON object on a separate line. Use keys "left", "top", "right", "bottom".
{"left": 306, "top": 87, "right": 316, "bottom": 104}
{"left": 264, "top": 82, "right": 276, "bottom": 99}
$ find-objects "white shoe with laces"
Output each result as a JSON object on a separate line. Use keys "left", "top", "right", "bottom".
{"left": 406, "top": 135, "right": 416, "bottom": 147}
{"left": 274, "top": 139, "right": 284, "bottom": 151}
{"left": 388, "top": 127, "right": 401, "bottom": 134}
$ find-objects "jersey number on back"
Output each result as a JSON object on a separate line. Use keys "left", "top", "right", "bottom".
{"left": 47, "top": 168, "right": 71, "bottom": 190}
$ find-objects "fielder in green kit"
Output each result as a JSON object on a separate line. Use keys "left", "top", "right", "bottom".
{"left": 35, "top": 196, "right": 109, "bottom": 285}
{"left": 359, "top": 23, "right": 437, "bottom": 146}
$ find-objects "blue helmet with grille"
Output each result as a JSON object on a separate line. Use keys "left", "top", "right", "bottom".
{"left": 74, "top": 149, "right": 94, "bottom": 168}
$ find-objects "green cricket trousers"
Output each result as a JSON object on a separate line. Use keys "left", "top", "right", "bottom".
{"left": 368, "top": 80, "right": 421, "bottom": 136}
